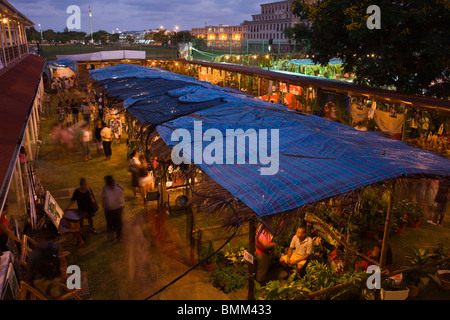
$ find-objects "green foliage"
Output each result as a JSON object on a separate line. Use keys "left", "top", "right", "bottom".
{"left": 210, "top": 246, "right": 248, "bottom": 293}
{"left": 257, "top": 260, "right": 366, "bottom": 300}
{"left": 199, "top": 240, "right": 217, "bottom": 264}
{"left": 404, "top": 247, "right": 438, "bottom": 288}
{"left": 291, "top": 0, "right": 450, "bottom": 98}
{"left": 359, "top": 188, "right": 389, "bottom": 231}
{"left": 393, "top": 199, "right": 423, "bottom": 224}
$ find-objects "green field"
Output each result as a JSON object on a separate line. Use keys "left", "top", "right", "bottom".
{"left": 33, "top": 44, "right": 178, "bottom": 61}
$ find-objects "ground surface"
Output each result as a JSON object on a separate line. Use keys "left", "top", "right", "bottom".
{"left": 31, "top": 82, "right": 450, "bottom": 300}
{"left": 35, "top": 89, "right": 248, "bottom": 300}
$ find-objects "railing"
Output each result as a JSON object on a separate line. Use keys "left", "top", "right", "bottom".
{"left": 0, "top": 43, "right": 28, "bottom": 67}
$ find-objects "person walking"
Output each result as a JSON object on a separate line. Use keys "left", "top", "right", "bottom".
{"left": 80, "top": 123, "right": 92, "bottom": 161}
{"left": 80, "top": 99, "right": 91, "bottom": 125}
{"left": 428, "top": 179, "right": 449, "bottom": 226}
{"left": 93, "top": 119, "right": 104, "bottom": 157}
{"left": 100, "top": 123, "right": 113, "bottom": 160}
{"left": 64, "top": 100, "right": 72, "bottom": 127}
{"left": 128, "top": 150, "right": 141, "bottom": 198}
{"left": 66, "top": 178, "right": 98, "bottom": 234}
{"left": 101, "top": 176, "right": 124, "bottom": 242}
{"left": 71, "top": 99, "right": 79, "bottom": 124}
{"left": 56, "top": 101, "right": 65, "bottom": 125}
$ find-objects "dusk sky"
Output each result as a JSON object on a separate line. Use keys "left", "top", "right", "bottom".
{"left": 11, "top": 0, "right": 264, "bottom": 33}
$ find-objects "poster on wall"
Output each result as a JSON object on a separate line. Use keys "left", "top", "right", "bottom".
{"left": 44, "top": 191, "right": 63, "bottom": 229}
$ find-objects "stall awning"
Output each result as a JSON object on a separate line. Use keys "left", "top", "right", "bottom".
{"left": 91, "top": 64, "right": 450, "bottom": 218}
{"left": 0, "top": 54, "right": 45, "bottom": 212}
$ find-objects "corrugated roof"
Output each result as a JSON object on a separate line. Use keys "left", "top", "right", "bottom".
{"left": 0, "top": 54, "right": 45, "bottom": 211}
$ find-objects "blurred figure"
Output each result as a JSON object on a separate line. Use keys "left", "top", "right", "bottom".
{"left": 26, "top": 231, "right": 63, "bottom": 299}
{"left": 80, "top": 99, "right": 91, "bottom": 125}
{"left": 93, "top": 119, "right": 104, "bottom": 157}
{"left": 102, "top": 176, "right": 124, "bottom": 242}
{"left": 71, "top": 99, "right": 79, "bottom": 124}
{"left": 64, "top": 100, "right": 72, "bottom": 127}
{"left": 56, "top": 102, "right": 65, "bottom": 125}
{"left": 80, "top": 123, "right": 92, "bottom": 161}
{"left": 19, "top": 146, "right": 27, "bottom": 174}
{"left": 428, "top": 179, "right": 449, "bottom": 226}
{"left": 128, "top": 150, "right": 141, "bottom": 198}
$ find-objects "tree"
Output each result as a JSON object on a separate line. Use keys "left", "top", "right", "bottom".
{"left": 93, "top": 30, "right": 109, "bottom": 44}
{"left": 26, "top": 27, "right": 40, "bottom": 42}
{"left": 42, "top": 29, "right": 56, "bottom": 42}
{"left": 152, "top": 29, "right": 170, "bottom": 45}
{"left": 290, "top": 0, "right": 450, "bottom": 98}
{"left": 174, "top": 30, "right": 192, "bottom": 43}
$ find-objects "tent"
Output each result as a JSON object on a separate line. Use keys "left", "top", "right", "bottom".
{"left": 90, "top": 64, "right": 450, "bottom": 218}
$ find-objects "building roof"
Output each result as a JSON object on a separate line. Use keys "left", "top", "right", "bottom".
{"left": 0, "top": 0, "right": 34, "bottom": 26}
{"left": 0, "top": 54, "right": 45, "bottom": 212}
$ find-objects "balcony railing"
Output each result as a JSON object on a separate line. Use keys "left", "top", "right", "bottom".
{"left": 0, "top": 43, "right": 28, "bottom": 68}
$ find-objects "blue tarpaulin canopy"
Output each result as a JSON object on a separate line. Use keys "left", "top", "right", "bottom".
{"left": 90, "top": 64, "right": 450, "bottom": 218}
{"left": 47, "top": 59, "right": 78, "bottom": 76}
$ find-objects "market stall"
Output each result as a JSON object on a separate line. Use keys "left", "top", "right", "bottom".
{"left": 88, "top": 63, "right": 450, "bottom": 300}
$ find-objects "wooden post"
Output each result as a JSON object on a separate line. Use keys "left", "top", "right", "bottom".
{"left": 375, "top": 180, "right": 396, "bottom": 300}
{"left": 380, "top": 180, "right": 396, "bottom": 268}
{"left": 247, "top": 217, "right": 256, "bottom": 300}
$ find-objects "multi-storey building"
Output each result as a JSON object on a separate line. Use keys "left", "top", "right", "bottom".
{"left": 191, "top": 24, "right": 247, "bottom": 41}
{"left": 191, "top": 0, "right": 306, "bottom": 53}
{"left": 244, "top": 0, "right": 301, "bottom": 41}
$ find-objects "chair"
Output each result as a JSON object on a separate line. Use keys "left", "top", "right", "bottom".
{"left": 18, "top": 281, "right": 82, "bottom": 300}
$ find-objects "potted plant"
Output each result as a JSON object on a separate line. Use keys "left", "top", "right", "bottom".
{"left": 403, "top": 248, "right": 434, "bottom": 297}
{"left": 199, "top": 240, "right": 217, "bottom": 272}
{"left": 395, "top": 200, "right": 424, "bottom": 228}
{"left": 359, "top": 189, "right": 388, "bottom": 239}
{"left": 392, "top": 208, "right": 408, "bottom": 235}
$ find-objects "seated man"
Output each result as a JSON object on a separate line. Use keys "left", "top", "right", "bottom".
{"left": 279, "top": 226, "right": 313, "bottom": 275}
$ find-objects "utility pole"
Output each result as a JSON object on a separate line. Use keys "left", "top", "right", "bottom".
{"left": 89, "top": 6, "right": 93, "bottom": 44}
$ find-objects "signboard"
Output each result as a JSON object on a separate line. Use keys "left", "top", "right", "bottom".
{"left": 44, "top": 191, "right": 63, "bottom": 229}
{"left": 1, "top": 263, "right": 19, "bottom": 300}
{"left": 244, "top": 251, "right": 254, "bottom": 265}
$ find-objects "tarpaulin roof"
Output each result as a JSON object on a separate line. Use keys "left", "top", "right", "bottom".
{"left": 90, "top": 64, "right": 450, "bottom": 218}
{"left": 47, "top": 59, "right": 78, "bottom": 75}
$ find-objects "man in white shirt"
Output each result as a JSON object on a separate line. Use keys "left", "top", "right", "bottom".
{"left": 102, "top": 176, "right": 124, "bottom": 242}
{"left": 100, "top": 125, "right": 113, "bottom": 160}
{"left": 279, "top": 226, "right": 313, "bottom": 274}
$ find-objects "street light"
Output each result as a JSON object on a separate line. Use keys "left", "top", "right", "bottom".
{"left": 38, "top": 23, "right": 43, "bottom": 40}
